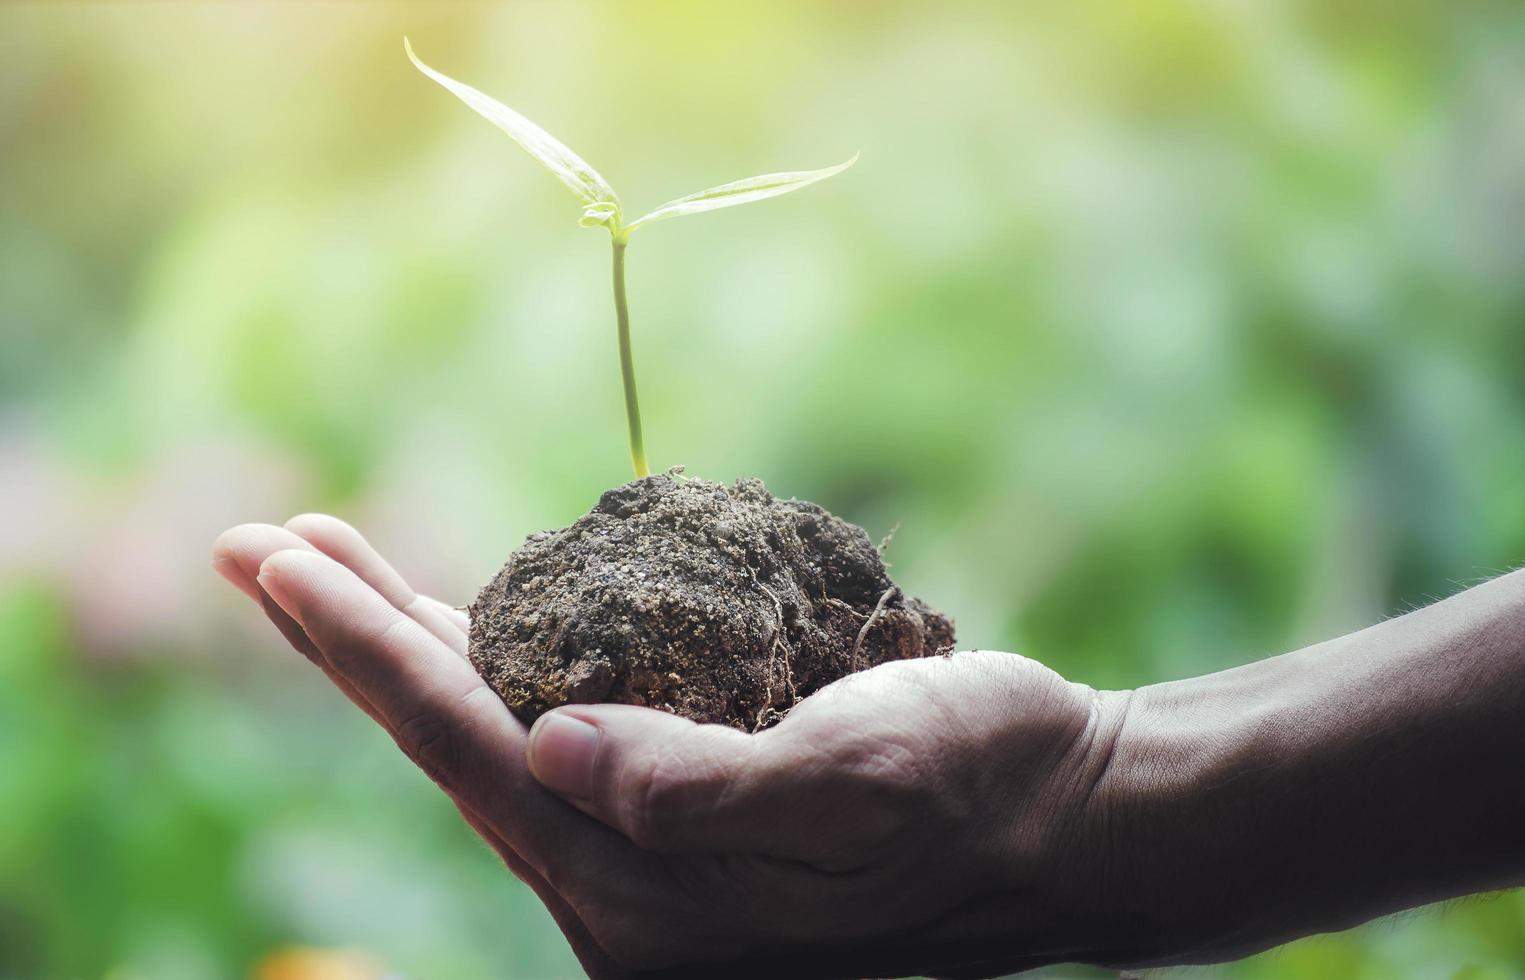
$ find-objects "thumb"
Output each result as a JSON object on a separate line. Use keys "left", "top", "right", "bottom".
{"left": 527, "top": 704, "right": 817, "bottom": 856}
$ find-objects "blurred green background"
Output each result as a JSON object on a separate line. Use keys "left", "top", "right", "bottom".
{"left": 3, "top": 1, "right": 1524, "bottom": 977}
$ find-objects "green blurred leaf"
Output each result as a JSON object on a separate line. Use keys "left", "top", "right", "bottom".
{"left": 625, "top": 153, "right": 858, "bottom": 232}
{"left": 404, "top": 37, "right": 619, "bottom": 209}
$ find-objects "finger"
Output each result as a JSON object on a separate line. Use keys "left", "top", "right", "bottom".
{"left": 282, "top": 512, "right": 468, "bottom": 657}
{"left": 422, "top": 594, "right": 471, "bottom": 634}
{"left": 213, "top": 523, "right": 319, "bottom": 602}
{"left": 213, "top": 523, "right": 408, "bottom": 734}
{"left": 526, "top": 703, "right": 888, "bottom": 863}
{"left": 526, "top": 703, "right": 943, "bottom": 950}
{"left": 253, "top": 550, "right": 628, "bottom": 873}
{"left": 256, "top": 547, "right": 499, "bottom": 785}
{"left": 257, "top": 548, "right": 740, "bottom": 967}
{"left": 212, "top": 523, "right": 338, "bottom": 667}
{"left": 218, "top": 529, "right": 619, "bottom": 970}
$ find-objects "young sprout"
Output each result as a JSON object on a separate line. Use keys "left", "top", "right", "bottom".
{"left": 405, "top": 37, "right": 857, "bottom": 478}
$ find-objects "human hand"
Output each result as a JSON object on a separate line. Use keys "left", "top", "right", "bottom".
{"left": 215, "top": 515, "right": 1525, "bottom": 976}
{"left": 213, "top": 514, "right": 1136, "bottom": 977}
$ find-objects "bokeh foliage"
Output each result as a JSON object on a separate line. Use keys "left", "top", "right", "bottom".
{"left": 2, "top": 1, "right": 1524, "bottom": 977}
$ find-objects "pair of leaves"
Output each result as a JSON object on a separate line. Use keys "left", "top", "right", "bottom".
{"left": 404, "top": 38, "right": 856, "bottom": 238}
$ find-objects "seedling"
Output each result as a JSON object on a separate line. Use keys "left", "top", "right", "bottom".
{"left": 402, "top": 39, "right": 952, "bottom": 730}
{"left": 405, "top": 38, "right": 856, "bottom": 478}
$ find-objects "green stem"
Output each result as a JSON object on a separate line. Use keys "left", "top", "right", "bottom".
{"left": 611, "top": 237, "right": 649, "bottom": 478}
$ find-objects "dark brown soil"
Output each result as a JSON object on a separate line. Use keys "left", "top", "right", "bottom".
{"left": 468, "top": 473, "right": 955, "bottom": 732}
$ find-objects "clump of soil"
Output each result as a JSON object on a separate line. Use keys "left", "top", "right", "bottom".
{"left": 469, "top": 472, "right": 955, "bottom": 732}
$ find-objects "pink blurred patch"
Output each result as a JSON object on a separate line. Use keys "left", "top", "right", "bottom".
{"left": 0, "top": 431, "right": 312, "bottom": 659}
{"left": 74, "top": 438, "right": 311, "bottom": 657}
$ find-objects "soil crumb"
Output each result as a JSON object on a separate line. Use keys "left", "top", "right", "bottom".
{"left": 469, "top": 473, "right": 955, "bottom": 732}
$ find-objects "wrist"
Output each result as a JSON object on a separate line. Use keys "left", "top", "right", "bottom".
{"left": 972, "top": 682, "right": 1151, "bottom": 969}
{"left": 911, "top": 669, "right": 1147, "bottom": 974}
{"left": 1085, "top": 669, "right": 1289, "bottom": 966}
{"left": 1091, "top": 570, "right": 1525, "bottom": 967}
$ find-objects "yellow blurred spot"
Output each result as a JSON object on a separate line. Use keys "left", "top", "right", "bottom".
{"left": 252, "top": 947, "right": 389, "bottom": 980}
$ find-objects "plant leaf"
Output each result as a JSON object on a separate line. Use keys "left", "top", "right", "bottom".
{"left": 624, "top": 153, "right": 858, "bottom": 232}
{"left": 578, "top": 201, "right": 620, "bottom": 228}
{"left": 404, "top": 37, "right": 618, "bottom": 208}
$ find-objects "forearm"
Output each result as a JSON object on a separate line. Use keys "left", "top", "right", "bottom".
{"left": 1099, "top": 568, "right": 1525, "bottom": 966}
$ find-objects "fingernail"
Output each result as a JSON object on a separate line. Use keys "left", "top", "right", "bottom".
{"left": 256, "top": 564, "right": 301, "bottom": 627}
{"left": 528, "top": 712, "right": 601, "bottom": 801}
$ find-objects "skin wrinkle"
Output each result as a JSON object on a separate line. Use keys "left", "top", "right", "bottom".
{"left": 706, "top": 737, "right": 766, "bottom": 847}
{"left": 1073, "top": 687, "right": 1132, "bottom": 926}
{"left": 627, "top": 736, "right": 705, "bottom": 851}
{"left": 1012, "top": 687, "right": 1122, "bottom": 924}
{"left": 719, "top": 860, "right": 878, "bottom": 946}
{"left": 392, "top": 707, "right": 461, "bottom": 784}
